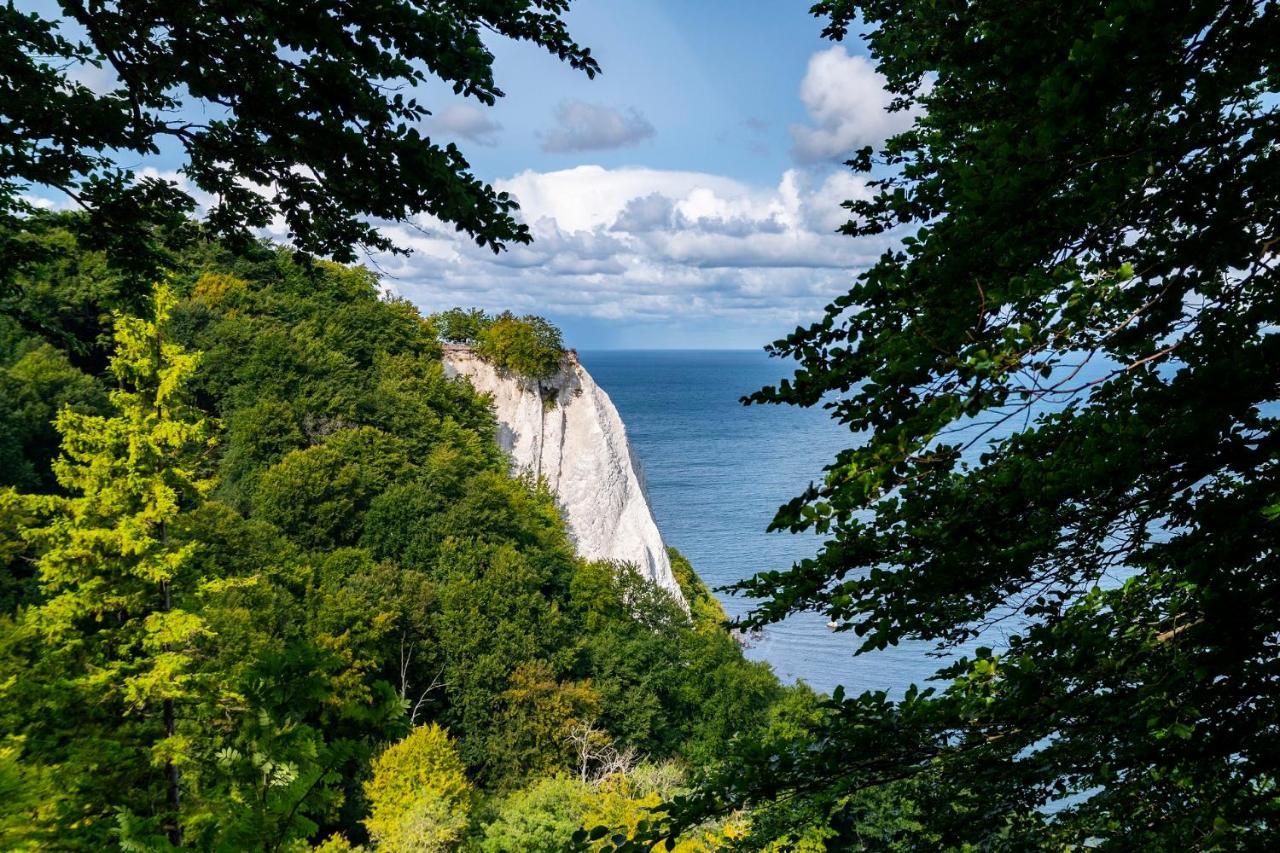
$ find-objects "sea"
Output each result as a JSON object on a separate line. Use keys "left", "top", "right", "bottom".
{"left": 580, "top": 349, "right": 960, "bottom": 698}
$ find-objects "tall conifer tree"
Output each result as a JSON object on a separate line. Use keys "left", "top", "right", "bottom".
{"left": 16, "top": 283, "right": 216, "bottom": 845}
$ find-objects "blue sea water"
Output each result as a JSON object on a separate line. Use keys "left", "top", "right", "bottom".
{"left": 580, "top": 349, "right": 954, "bottom": 698}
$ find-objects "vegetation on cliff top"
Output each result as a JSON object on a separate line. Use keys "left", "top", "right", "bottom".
{"left": 431, "top": 307, "right": 567, "bottom": 382}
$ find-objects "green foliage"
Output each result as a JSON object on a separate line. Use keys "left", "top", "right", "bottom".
{"left": 629, "top": 0, "right": 1280, "bottom": 850}
{"left": 0, "top": 341, "right": 107, "bottom": 491}
{"left": 569, "top": 562, "right": 784, "bottom": 768}
{"left": 363, "top": 724, "right": 472, "bottom": 852}
{"left": 481, "top": 774, "right": 593, "bottom": 853}
{"left": 486, "top": 765, "right": 748, "bottom": 853}
{"left": 0, "top": 737, "right": 57, "bottom": 849}
{"left": 0, "top": 0, "right": 599, "bottom": 294}
{"left": 577, "top": 764, "right": 749, "bottom": 852}
{"left": 668, "top": 547, "right": 728, "bottom": 633}
{"left": 312, "top": 834, "right": 366, "bottom": 853}
{"left": 476, "top": 311, "right": 567, "bottom": 381}
{"left": 0, "top": 488, "right": 35, "bottom": 610}
{"left": 251, "top": 427, "right": 412, "bottom": 549}
{"left": 430, "top": 306, "right": 491, "bottom": 344}
{"left": 492, "top": 660, "right": 603, "bottom": 783}
{"left": 427, "top": 306, "right": 567, "bottom": 380}
{"left": 5, "top": 283, "right": 218, "bottom": 846}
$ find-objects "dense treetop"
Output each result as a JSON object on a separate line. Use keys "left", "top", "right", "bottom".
{"left": 431, "top": 307, "right": 567, "bottom": 381}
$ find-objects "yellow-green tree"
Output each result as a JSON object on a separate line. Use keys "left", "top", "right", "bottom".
{"left": 364, "top": 723, "right": 473, "bottom": 852}
{"left": 494, "top": 660, "right": 602, "bottom": 782}
{"left": 15, "top": 283, "right": 217, "bottom": 846}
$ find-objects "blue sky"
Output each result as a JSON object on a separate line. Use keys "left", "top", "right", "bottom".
{"left": 26, "top": 1, "right": 914, "bottom": 348}
{"left": 460, "top": 1, "right": 831, "bottom": 185}
{"left": 379, "top": 1, "right": 914, "bottom": 348}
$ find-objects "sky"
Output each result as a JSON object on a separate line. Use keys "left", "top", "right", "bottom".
{"left": 27, "top": 0, "right": 915, "bottom": 349}
{"left": 391, "top": 0, "right": 913, "bottom": 349}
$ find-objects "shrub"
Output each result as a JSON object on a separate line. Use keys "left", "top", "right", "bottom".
{"left": 479, "top": 775, "right": 591, "bottom": 853}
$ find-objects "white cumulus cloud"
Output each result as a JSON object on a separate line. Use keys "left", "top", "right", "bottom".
{"left": 790, "top": 46, "right": 918, "bottom": 162}
{"left": 374, "top": 165, "right": 885, "bottom": 331}
{"left": 541, "top": 101, "right": 656, "bottom": 153}
{"left": 22, "top": 162, "right": 886, "bottom": 340}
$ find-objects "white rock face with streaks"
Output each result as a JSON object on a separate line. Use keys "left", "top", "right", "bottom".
{"left": 441, "top": 345, "right": 683, "bottom": 603}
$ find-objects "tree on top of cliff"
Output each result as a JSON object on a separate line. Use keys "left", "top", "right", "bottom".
{"left": 0, "top": 0, "right": 598, "bottom": 291}
{"left": 432, "top": 307, "right": 566, "bottom": 381}
{"left": 431, "top": 307, "right": 491, "bottom": 345}
{"left": 476, "top": 312, "right": 566, "bottom": 382}
{"left": 615, "top": 0, "right": 1280, "bottom": 849}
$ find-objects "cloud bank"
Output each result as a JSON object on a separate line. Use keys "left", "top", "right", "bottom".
{"left": 371, "top": 165, "right": 883, "bottom": 332}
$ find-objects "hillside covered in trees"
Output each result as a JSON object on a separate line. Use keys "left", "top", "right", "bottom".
{"left": 0, "top": 214, "right": 818, "bottom": 850}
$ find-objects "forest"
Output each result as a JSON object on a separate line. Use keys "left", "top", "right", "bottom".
{"left": 0, "top": 215, "right": 824, "bottom": 849}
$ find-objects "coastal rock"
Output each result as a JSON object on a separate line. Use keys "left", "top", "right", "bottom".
{"left": 441, "top": 344, "right": 684, "bottom": 603}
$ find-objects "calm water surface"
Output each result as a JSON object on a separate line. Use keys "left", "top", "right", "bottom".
{"left": 580, "top": 349, "right": 952, "bottom": 697}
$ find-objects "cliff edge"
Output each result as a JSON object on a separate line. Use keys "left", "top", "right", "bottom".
{"left": 441, "top": 344, "right": 684, "bottom": 603}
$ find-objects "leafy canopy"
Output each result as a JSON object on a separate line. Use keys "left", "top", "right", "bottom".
{"left": 430, "top": 306, "right": 491, "bottom": 345}
{"left": 630, "top": 0, "right": 1280, "bottom": 849}
{"left": 0, "top": 0, "right": 598, "bottom": 282}
{"left": 363, "top": 724, "right": 473, "bottom": 853}
{"left": 476, "top": 311, "right": 567, "bottom": 381}
{"left": 0, "top": 227, "right": 802, "bottom": 849}
{"left": 8, "top": 283, "right": 220, "bottom": 847}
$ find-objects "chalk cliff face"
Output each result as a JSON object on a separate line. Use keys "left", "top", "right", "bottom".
{"left": 442, "top": 345, "right": 683, "bottom": 603}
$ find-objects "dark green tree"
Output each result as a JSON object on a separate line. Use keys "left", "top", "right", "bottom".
{"left": 634, "top": 1, "right": 1280, "bottom": 849}
{"left": 0, "top": 340, "right": 108, "bottom": 491}
{"left": 431, "top": 307, "right": 492, "bottom": 344}
{"left": 0, "top": 0, "right": 598, "bottom": 293}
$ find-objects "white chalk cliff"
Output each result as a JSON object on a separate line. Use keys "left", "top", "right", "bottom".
{"left": 442, "top": 345, "right": 684, "bottom": 603}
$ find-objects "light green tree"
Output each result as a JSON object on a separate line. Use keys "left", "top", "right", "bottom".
{"left": 17, "top": 282, "right": 218, "bottom": 846}
{"left": 363, "top": 723, "right": 473, "bottom": 852}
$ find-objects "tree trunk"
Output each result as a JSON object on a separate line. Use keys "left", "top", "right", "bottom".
{"left": 162, "top": 577, "right": 182, "bottom": 847}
